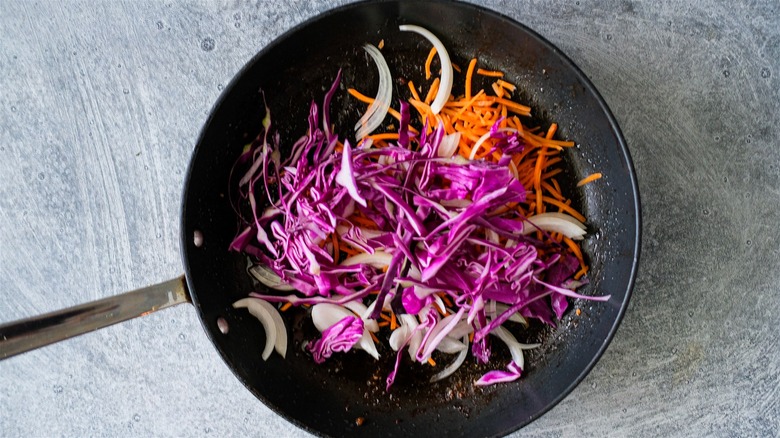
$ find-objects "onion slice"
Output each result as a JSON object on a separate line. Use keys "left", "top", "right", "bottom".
{"left": 522, "top": 212, "right": 587, "bottom": 240}
{"left": 399, "top": 24, "right": 453, "bottom": 115}
{"left": 430, "top": 335, "right": 469, "bottom": 382}
{"left": 233, "top": 298, "right": 288, "bottom": 360}
{"left": 311, "top": 303, "right": 379, "bottom": 359}
{"left": 355, "top": 44, "right": 392, "bottom": 139}
{"left": 248, "top": 264, "right": 295, "bottom": 291}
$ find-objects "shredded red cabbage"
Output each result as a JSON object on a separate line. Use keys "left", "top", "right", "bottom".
{"left": 229, "top": 70, "right": 609, "bottom": 389}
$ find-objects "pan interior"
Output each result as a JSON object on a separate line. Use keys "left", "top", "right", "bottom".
{"left": 181, "top": 1, "right": 639, "bottom": 436}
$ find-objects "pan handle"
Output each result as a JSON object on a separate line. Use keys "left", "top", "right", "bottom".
{"left": 0, "top": 276, "right": 190, "bottom": 360}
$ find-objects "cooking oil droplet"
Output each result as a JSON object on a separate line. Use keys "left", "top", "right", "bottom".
{"left": 760, "top": 67, "right": 771, "bottom": 78}
{"left": 156, "top": 21, "right": 164, "bottom": 30}
{"left": 217, "top": 83, "right": 223, "bottom": 90}
{"left": 746, "top": 239, "right": 752, "bottom": 246}
{"left": 688, "top": 311, "right": 694, "bottom": 317}
{"left": 178, "top": 333, "right": 186, "bottom": 340}
{"left": 702, "top": 208, "right": 710, "bottom": 215}
{"left": 11, "top": 106, "right": 16, "bottom": 112}
{"left": 133, "top": 414, "right": 141, "bottom": 422}
{"left": 53, "top": 385, "right": 63, "bottom": 394}
{"left": 723, "top": 70, "right": 730, "bottom": 78}
{"left": 123, "top": 88, "right": 129, "bottom": 94}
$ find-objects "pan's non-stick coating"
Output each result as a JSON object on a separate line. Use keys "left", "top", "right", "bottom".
{"left": 181, "top": 1, "right": 639, "bottom": 436}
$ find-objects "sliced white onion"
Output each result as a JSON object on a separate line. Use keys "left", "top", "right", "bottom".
{"left": 468, "top": 128, "right": 518, "bottom": 160}
{"left": 311, "top": 303, "right": 378, "bottom": 359}
{"left": 340, "top": 251, "right": 393, "bottom": 268}
{"left": 495, "top": 303, "right": 529, "bottom": 326}
{"left": 448, "top": 320, "right": 474, "bottom": 339}
{"left": 399, "top": 25, "right": 453, "bottom": 114}
{"left": 343, "top": 300, "right": 379, "bottom": 332}
{"left": 491, "top": 325, "right": 541, "bottom": 370}
{"left": 436, "top": 336, "right": 467, "bottom": 354}
{"left": 437, "top": 132, "right": 461, "bottom": 158}
{"left": 522, "top": 212, "right": 587, "bottom": 240}
{"left": 389, "top": 324, "right": 412, "bottom": 351}
{"left": 400, "top": 314, "right": 423, "bottom": 360}
{"left": 233, "top": 298, "right": 288, "bottom": 360}
{"left": 430, "top": 335, "right": 469, "bottom": 383}
{"left": 248, "top": 264, "right": 295, "bottom": 291}
{"left": 355, "top": 44, "right": 392, "bottom": 139}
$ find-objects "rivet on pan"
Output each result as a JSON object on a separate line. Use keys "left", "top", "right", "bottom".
{"left": 217, "top": 317, "right": 229, "bottom": 335}
{"left": 194, "top": 230, "right": 204, "bottom": 247}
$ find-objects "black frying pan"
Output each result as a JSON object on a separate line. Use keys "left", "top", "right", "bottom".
{"left": 0, "top": 1, "right": 640, "bottom": 436}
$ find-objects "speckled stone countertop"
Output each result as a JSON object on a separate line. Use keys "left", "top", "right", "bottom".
{"left": 1, "top": 1, "right": 778, "bottom": 436}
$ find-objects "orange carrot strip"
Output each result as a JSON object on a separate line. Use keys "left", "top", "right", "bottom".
{"left": 496, "top": 79, "right": 517, "bottom": 91}
{"left": 369, "top": 331, "right": 380, "bottom": 343}
{"left": 465, "top": 58, "right": 478, "bottom": 100}
{"left": 368, "top": 133, "right": 400, "bottom": 141}
{"left": 477, "top": 68, "right": 504, "bottom": 77}
{"left": 280, "top": 302, "right": 293, "bottom": 312}
{"left": 577, "top": 172, "right": 603, "bottom": 187}
{"left": 545, "top": 123, "right": 558, "bottom": 139}
{"left": 491, "top": 82, "right": 504, "bottom": 98}
{"left": 425, "top": 77, "right": 441, "bottom": 104}
{"left": 427, "top": 357, "right": 437, "bottom": 366}
{"left": 390, "top": 312, "right": 398, "bottom": 330}
{"left": 425, "top": 46, "right": 437, "bottom": 80}
{"left": 452, "top": 63, "right": 462, "bottom": 73}
{"left": 331, "top": 233, "right": 340, "bottom": 264}
{"left": 407, "top": 80, "right": 421, "bottom": 101}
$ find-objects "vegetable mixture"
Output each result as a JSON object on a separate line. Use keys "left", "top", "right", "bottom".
{"left": 228, "top": 26, "right": 608, "bottom": 390}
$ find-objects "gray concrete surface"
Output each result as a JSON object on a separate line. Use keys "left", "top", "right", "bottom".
{"left": 1, "top": 0, "right": 778, "bottom": 436}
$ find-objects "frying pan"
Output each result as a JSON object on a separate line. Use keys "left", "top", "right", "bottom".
{"left": 0, "top": 1, "right": 640, "bottom": 436}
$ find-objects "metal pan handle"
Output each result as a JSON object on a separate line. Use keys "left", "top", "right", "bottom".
{"left": 0, "top": 276, "right": 190, "bottom": 360}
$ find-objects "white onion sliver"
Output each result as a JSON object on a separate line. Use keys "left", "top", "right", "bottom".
{"left": 233, "top": 298, "right": 288, "bottom": 360}
{"left": 437, "top": 132, "right": 461, "bottom": 158}
{"left": 495, "top": 303, "right": 529, "bottom": 326}
{"left": 399, "top": 25, "right": 453, "bottom": 114}
{"left": 355, "top": 44, "right": 392, "bottom": 139}
{"left": 430, "top": 336, "right": 469, "bottom": 383}
{"left": 522, "top": 213, "right": 587, "bottom": 240}
{"left": 340, "top": 251, "right": 393, "bottom": 268}
{"left": 436, "top": 336, "right": 467, "bottom": 354}
{"left": 389, "top": 325, "right": 411, "bottom": 351}
{"left": 448, "top": 320, "right": 474, "bottom": 339}
{"left": 491, "top": 325, "right": 525, "bottom": 369}
{"left": 248, "top": 264, "right": 295, "bottom": 291}
{"left": 344, "top": 300, "right": 379, "bottom": 332}
{"left": 311, "top": 303, "right": 379, "bottom": 359}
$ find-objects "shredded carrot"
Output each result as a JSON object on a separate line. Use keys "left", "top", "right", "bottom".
{"left": 424, "top": 77, "right": 440, "bottom": 104}
{"left": 390, "top": 312, "right": 397, "bottom": 330}
{"left": 491, "top": 82, "right": 504, "bottom": 98}
{"left": 427, "top": 357, "right": 437, "bottom": 367}
{"left": 407, "top": 80, "right": 421, "bottom": 102}
{"left": 451, "top": 62, "right": 462, "bottom": 73}
{"left": 378, "top": 321, "right": 389, "bottom": 328}
{"left": 465, "top": 58, "right": 478, "bottom": 100}
{"left": 577, "top": 172, "right": 603, "bottom": 187}
{"left": 378, "top": 39, "right": 385, "bottom": 50}
{"left": 496, "top": 79, "right": 516, "bottom": 91}
{"left": 477, "top": 68, "right": 504, "bottom": 77}
{"left": 331, "top": 233, "right": 340, "bottom": 264}
{"left": 369, "top": 331, "right": 380, "bottom": 343}
{"left": 424, "top": 46, "right": 437, "bottom": 80}
{"left": 576, "top": 308, "right": 582, "bottom": 316}
{"left": 280, "top": 302, "right": 292, "bottom": 312}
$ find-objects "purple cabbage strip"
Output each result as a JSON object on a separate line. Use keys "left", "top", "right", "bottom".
{"left": 229, "top": 72, "right": 605, "bottom": 389}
